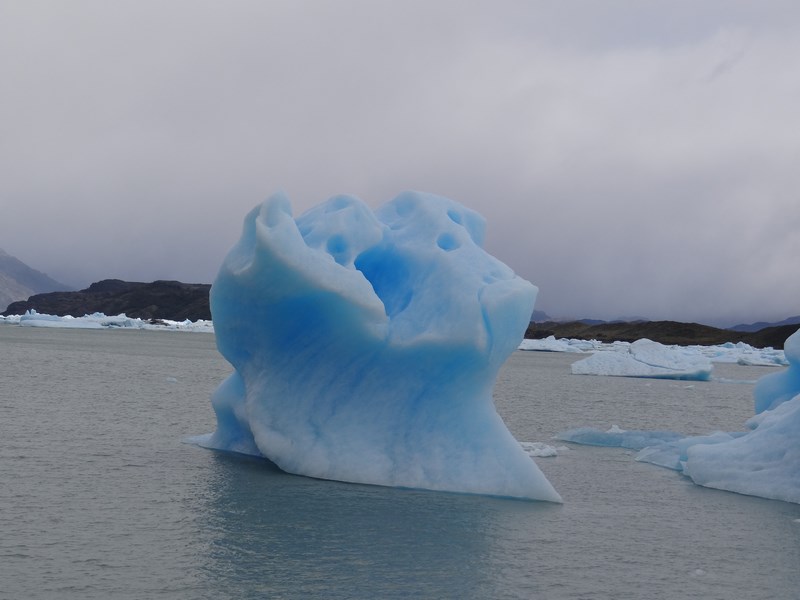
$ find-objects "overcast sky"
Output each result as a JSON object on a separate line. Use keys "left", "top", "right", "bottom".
{"left": 1, "top": 1, "right": 798, "bottom": 326}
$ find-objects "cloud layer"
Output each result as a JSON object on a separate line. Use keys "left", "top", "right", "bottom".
{"left": 1, "top": 1, "right": 798, "bottom": 325}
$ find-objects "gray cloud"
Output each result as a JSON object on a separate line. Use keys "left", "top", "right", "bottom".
{"left": 1, "top": 1, "right": 798, "bottom": 326}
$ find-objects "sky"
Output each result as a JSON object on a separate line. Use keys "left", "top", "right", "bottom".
{"left": 1, "top": 1, "right": 798, "bottom": 326}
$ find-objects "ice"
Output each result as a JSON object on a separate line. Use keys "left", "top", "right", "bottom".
{"left": 0, "top": 309, "right": 214, "bottom": 332}
{"left": 518, "top": 336, "right": 587, "bottom": 353}
{"left": 516, "top": 335, "right": 787, "bottom": 366}
{"left": 634, "top": 431, "right": 745, "bottom": 470}
{"left": 555, "top": 424, "right": 684, "bottom": 449}
{"left": 674, "top": 328, "right": 800, "bottom": 503}
{"left": 200, "top": 191, "right": 561, "bottom": 502}
{"left": 698, "top": 341, "right": 788, "bottom": 367}
{"left": 570, "top": 338, "right": 714, "bottom": 380}
{"left": 680, "top": 395, "right": 800, "bottom": 502}
{"left": 519, "top": 441, "right": 560, "bottom": 457}
{"left": 753, "top": 329, "right": 800, "bottom": 413}
{"left": 561, "top": 328, "right": 800, "bottom": 504}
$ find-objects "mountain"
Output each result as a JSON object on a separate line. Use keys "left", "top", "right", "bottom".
{"left": 0, "top": 249, "right": 70, "bottom": 311}
{"left": 729, "top": 315, "right": 800, "bottom": 333}
{"left": 530, "top": 309, "right": 551, "bottom": 322}
{"left": 3, "top": 279, "right": 211, "bottom": 322}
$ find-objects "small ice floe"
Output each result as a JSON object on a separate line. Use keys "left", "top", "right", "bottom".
{"left": 518, "top": 336, "right": 586, "bottom": 353}
{"left": 555, "top": 424, "right": 683, "bottom": 450}
{"left": 519, "top": 441, "right": 559, "bottom": 458}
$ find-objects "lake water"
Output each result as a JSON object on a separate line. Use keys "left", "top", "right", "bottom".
{"left": 1, "top": 326, "right": 798, "bottom": 599}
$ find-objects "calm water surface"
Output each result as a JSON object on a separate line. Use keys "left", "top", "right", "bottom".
{"left": 1, "top": 326, "right": 798, "bottom": 599}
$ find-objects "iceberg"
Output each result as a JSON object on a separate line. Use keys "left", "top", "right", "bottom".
{"left": 753, "top": 331, "right": 800, "bottom": 413}
{"left": 561, "top": 329, "right": 800, "bottom": 504}
{"left": 199, "top": 191, "right": 561, "bottom": 502}
{"left": 680, "top": 397, "right": 800, "bottom": 502}
{"left": 696, "top": 341, "right": 787, "bottom": 367}
{"left": 518, "top": 336, "right": 587, "bottom": 353}
{"left": 570, "top": 338, "right": 713, "bottom": 380}
{"left": 676, "top": 328, "right": 800, "bottom": 503}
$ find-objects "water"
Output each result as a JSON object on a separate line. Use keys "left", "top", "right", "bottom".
{"left": 1, "top": 326, "right": 799, "bottom": 599}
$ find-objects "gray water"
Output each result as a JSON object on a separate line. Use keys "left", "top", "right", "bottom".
{"left": 1, "top": 326, "right": 798, "bottom": 599}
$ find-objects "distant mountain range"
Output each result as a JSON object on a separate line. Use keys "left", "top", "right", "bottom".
{"left": 0, "top": 248, "right": 70, "bottom": 311}
{"left": 729, "top": 315, "right": 800, "bottom": 332}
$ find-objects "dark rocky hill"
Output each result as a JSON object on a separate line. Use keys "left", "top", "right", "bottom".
{"left": 525, "top": 320, "right": 798, "bottom": 350}
{"left": 3, "top": 279, "right": 211, "bottom": 322}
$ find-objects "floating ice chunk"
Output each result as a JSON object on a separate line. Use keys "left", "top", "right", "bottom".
{"left": 570, "top": 339, "right": 713, "bottom": 380}
{"left": 674, "top": 329, "right": 800, "bottom": 503}
{"left": 17, "top": 310, "right": 100, "bottom": 328}
{"left": 556, "top": 424, "right": 683, "bottom": 449}
{"left": 568, "top": 329, "right": 800, "bottom": 504}
{"left": 697, "top": 341, "right": 788, "bottom": 367}
{"left": 635, "top": 431, "right": 744, "bottom": 470}
{"left": 202, "top": 191, "right": 561, "bottom": 502}
{"left": 682, "top": 394, "right": 800, "bottom": 503}
{"left": 5, "top": 309, "right": 214, "bottom": 332}
{"left": 518, "top": 336, "right": 586, "bottom": 353}
{"left": 520, "top": 441, "right": 559, "bottom": 457}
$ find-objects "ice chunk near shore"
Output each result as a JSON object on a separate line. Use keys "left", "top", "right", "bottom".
{"left": 1, "top": 310, "right": 214, "bottom": 332}
{"left": 698, "top": 341, "right": 788, "bottom": 367}
{"left": 199, "top": 191, "right": 561, "bottom": 502}
{"left": 570, "top": 338, "right": 713, "bottom": 380}
{"left": 518, "top": 336, "right": 586, "bottom": 353}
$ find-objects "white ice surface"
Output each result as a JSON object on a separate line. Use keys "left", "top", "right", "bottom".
{"left": 570, "top": 338, "right": 714, "bottom": 380}
{"left": 0, "top": 310, "right": 214, "bottom": 332}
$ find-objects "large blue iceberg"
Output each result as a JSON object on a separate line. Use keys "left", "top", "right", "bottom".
{"left": 200, "top": 191, "right": 561, "bottom": 502}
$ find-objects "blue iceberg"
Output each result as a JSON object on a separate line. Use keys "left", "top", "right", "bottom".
{"left": 753, "top": 331, "right": 800, "bottom": 413}
{"left": 677, "top": 328, "right": 800, "bottom": 503}
{"left": 199, "top": 191, "right": 561, "bottom": 502}
{"left": 560, "top": 328, "right": 800, "bottom": 504}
